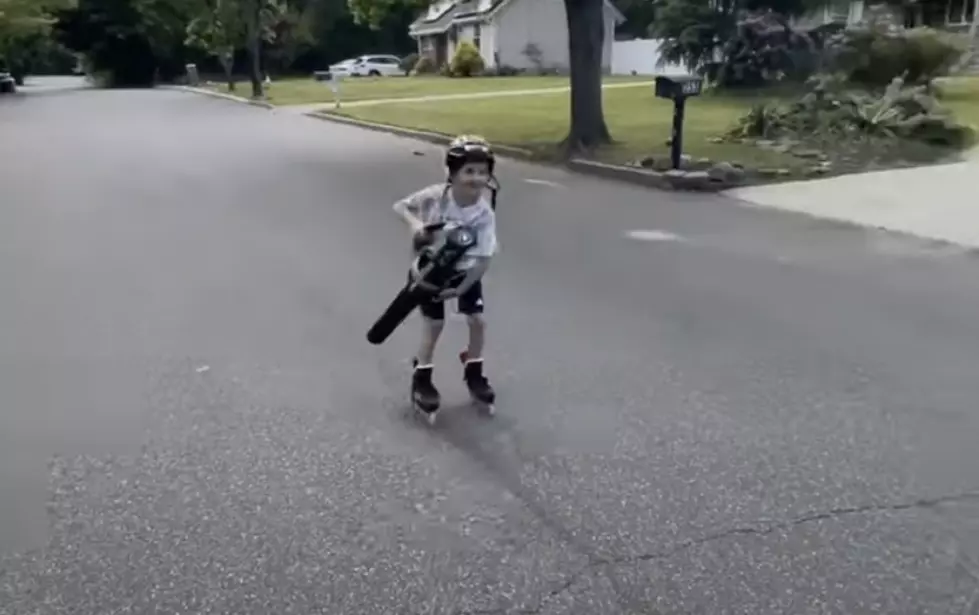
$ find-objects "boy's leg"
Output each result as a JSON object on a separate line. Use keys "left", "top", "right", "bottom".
{"left": 416, "top": 299, "right": 445, "bottom": 365}
{"left": 457, "top": 281, "right": 485, "bottom": 360}
{"left": 412, "top": 299, "right": 445, "bottom": 413}
{"left": 457, "top": 282, "right": 495, "bottom": 407}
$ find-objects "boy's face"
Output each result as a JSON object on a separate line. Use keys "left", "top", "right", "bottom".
{"left": 454, "top": 162, "right": 491, "bottom": 194}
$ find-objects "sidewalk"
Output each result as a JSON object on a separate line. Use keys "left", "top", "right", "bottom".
{"left": 171, "top": 80, "right": 654, "bottom": 114}
{"left": 302, "top": 79, "right": 654, "bottom": 109}
{"left": 726, "top": 157, "right": 979, "bottom": 248}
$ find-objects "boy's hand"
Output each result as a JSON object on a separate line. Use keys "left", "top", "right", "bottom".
{"left": 436, "top": 288, "right": 459, "bottom": 301}
{"left": 411, "top": 223, "right": 442, "bottom": 252}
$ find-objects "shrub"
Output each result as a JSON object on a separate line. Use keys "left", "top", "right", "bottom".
{"left": 449, "top": 41, "right": 484, "bottom": 77}
{"left": 827, "top": 25, "right": 966, "bottom": 87}
{"left": 400, "top": 53, "right": 419, "bottom": 75}
{"left": 480, "top": 64, "right": 521, "bottom": 77}
{"left": 710, "top": 11, "right": 828, "bottom": 88}
{"left": 726, "top": 73, "right": 974, "bottom": 147}
{"left": 412, "top": 55, "right": 437, "bottom": 75}
{"left": 522, "top": 42, "right": 544, "bottom": 73}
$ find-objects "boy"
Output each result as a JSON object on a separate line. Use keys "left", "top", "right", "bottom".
{"left": 392, "top": 135, "right": 499, "bottom": 416}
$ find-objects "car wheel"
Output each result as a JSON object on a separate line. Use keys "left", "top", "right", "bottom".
{"left": 368, "top": 70, "right": 381, "bottom": 77}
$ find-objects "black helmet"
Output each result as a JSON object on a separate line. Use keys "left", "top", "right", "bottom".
{"left": 445, "top": 134, "right": 495, "bottom": 177}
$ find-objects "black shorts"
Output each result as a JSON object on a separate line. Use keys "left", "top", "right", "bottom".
{"left": 419, "top": 280, "right": 484, "bottom": 321}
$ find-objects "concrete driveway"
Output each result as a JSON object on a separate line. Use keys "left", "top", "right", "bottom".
{"left": 2, "top": 83, "right": 979, "bottom": 614}
{"left": 727, "top": 155, "right": 979, "bottom": 249}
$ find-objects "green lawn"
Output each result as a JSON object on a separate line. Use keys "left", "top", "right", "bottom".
{"left": 323, "top": 77, "right": 979, "bottom": 172}
{"left": 937, "top": 76, "right": 979, "bottom": 129}
{"left": 326, "top": 86, "right": 806, "bottom": 170}
{"left": 209, "top": 75, "right": 651, "bottom": 105}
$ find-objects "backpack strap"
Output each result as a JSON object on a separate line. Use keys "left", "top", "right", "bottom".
{"left": 437, "top": 184, "right": 451, "bottom": 220}
{"left": 489, "top": 176, "right": 499, "bottom": 211}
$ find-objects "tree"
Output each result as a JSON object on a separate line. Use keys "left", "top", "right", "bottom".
{"left": 650, "top": 0, "right": 821, "bottom": 74}
{"left": 54, "top": 0, "right": 198, "bottom": 86}
{"left": 184, "top": 0, "right": 284, "bottom": 95}
{"left": 969, "top": 0, "right": 977, "bottom": 42}
{"left": 347, "top": 0, "right": 613, "bottom": 153}
{"left": 0, "top": 0, "right": 72, "bottom": 81}
{"left": 613, "top": 0, "right": 657, "bottom": 40}
{"left": 185, "top": 0, "right": 247, "bottom": 91}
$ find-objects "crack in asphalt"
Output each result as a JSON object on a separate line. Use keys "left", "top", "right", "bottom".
{"left": 456, "top": 490, "right": 979, "bottom": 615}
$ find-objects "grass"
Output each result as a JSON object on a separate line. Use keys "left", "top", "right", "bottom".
{"left": 209, "top": 74, "right": 651, "bottom": 106}
{"left": 326, "top": 86, "right": 808, "bottom": 170}
{"left": 937, "top": 76, "right": 979, "bottom": 129}
{"left": 323, "top": 76, "right": 979, "bottom": 175}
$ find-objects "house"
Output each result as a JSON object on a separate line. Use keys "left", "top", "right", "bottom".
{"left": 409, "top": 0, "right": 627, "bottom": 73}
{"left": 800, "top": 0, "right": 976, "bottom": 34}
{"left": 798, "top": 0, "right": 978, "bottom": 69}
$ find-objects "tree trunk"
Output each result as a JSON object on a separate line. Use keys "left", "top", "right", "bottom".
{"left": 561, "top": 0, "right": 611, "bottom": 154}
{"left": 220, "top": 49, "right": 235, "bottom": 92}
{"left": 247, "top": 3, "right": 264, "bottom": 99}
{"left": 248, "top": 36, "right": 263, "bottom": 98}
{"left": 968, "top": 0, "right": 978, "bottom": 42}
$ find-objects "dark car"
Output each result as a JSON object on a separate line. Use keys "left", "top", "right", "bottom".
{"left": 0, "top": 72, "right": 16, "bottom": 94}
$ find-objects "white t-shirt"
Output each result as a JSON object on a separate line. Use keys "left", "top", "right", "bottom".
{"left": 395, "top": 183, "right": 498, "bottom": 270}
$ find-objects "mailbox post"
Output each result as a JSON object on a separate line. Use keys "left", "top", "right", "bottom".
{"left": 314, "top": 70, "right": 342, "bottom": 108}
{"left": 654, "top": 75, "right": 704, "bottom": 170}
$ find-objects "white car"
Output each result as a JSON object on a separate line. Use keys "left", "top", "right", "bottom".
{"left": 329, "top": 55, "right": 404, "bottom": 78}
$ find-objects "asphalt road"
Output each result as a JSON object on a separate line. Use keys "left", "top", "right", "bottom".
{"left": 3, "top": 80, "right": 979, "bottom": 615}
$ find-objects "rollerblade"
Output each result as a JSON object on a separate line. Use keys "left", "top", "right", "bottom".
{"left": 460, "top": 352, "right": 495, "bottom": 416}
{"left": 411, "top": 360, "right": 440, "bottom": 425}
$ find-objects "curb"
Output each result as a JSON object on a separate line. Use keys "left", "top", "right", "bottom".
{"left": 566, "top": 160, "right": 735, "bottom": 192}
{"left": 161, "top": 84, "right": 275, "bottom": 109}
{"left": 305, "top": 111, "right": 536, "bottom": 159}
{"left": 307, "top": 111, "right": 735, "bottom": 192}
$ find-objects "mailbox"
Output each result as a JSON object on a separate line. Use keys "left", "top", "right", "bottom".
{"left": 185, "top": 63, "right": 200, "bottom": 87}
{"left": 313, "top": 70, "right": 342, "bottom": 107}
{"left": 654, "top": 75, "right": 703, "bottom": 100}
{"left": 653, "top": 75, "right": 704, "bottom": 170}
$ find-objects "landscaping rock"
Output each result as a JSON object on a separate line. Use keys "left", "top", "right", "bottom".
{"left": 759, "top": 167, "right": 792, "bottom": 178}
{"left": 792, "top": 148, "right": 823, "bottom": 159}
{"left": 682, "top": 171, "right": 712, "bottom": 189}
{"left": 707, "top": 161, "right": 746, "bottom": 185}
{"left": 708, "top": 136, "right": 725, "bottom": 144}
{"left": 639, "top": 156, "right": 655, "bottom": 168}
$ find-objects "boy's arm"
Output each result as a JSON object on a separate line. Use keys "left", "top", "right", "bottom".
{"left": 393, "top": 186, "right": 438, "bottom": 233}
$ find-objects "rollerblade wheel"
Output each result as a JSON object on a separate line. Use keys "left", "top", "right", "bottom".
{"left": 420, "top": 408, "right": 438, "bottom": 425}
{"left": 412, "top": 399, "right": 438, "bottom": 425}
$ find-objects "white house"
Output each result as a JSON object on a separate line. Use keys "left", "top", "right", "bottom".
{"left": 799, "top": 0, "right": 976, "bottom": 32}
{"left": 409, "top": 0, "right": 626, "bottom": 73}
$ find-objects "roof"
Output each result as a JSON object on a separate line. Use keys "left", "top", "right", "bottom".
{"left": 410, "top": 0, "right": 623, "bottom": 36}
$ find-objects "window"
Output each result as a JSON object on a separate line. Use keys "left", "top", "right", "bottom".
{"left": 946, "top": 0, "right": 975, "bottom": 24}
{"left": 473, "top": 24, "right": 482, "bottom": 51}
{"left": 825, "top": 0, "right": 850, "bottom": 23}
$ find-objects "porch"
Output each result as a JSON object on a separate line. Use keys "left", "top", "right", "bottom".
{"left": 417, "top": 33, "right": 451, "bottom": 68}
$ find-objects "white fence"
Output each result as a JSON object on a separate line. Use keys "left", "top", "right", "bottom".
{"left": 610, "top": 38, "right": 689, "bottom": 76}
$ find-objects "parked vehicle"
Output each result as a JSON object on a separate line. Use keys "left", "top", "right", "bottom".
{"left": 0, "top": 73, "right": 16, "bottom": 94}
{"left": 328, "top": 55, "right": 404, "bottom": 78}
